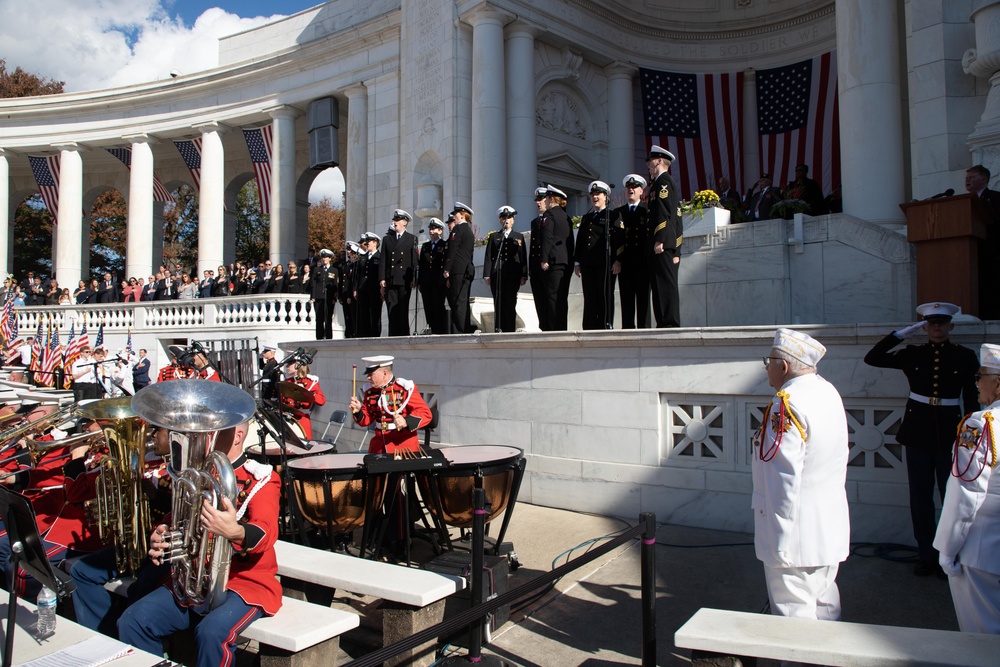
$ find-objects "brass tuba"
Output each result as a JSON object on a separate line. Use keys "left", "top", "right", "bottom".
{"left": 131, "top": 380, "right": 256, "bottom": 611}
{"left": 81, "top": 397, "right": 151, "bottom": 576}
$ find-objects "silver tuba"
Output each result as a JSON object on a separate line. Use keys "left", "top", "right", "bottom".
{"left": 131, "top": 380, "right": 257, "bottom": 611}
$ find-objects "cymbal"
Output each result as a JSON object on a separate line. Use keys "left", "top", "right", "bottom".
{"left": 276, "top": 381, "right": 313, "bottom": 404}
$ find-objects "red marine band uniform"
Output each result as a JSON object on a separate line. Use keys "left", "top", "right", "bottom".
{"left": 352, "top": 356, "right": 432, "bottom": 454}
{"left": 282, "top": 374, "right": 326, "bottom": 439}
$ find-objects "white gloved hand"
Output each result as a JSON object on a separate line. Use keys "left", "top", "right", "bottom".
{"left": 940, "top": 554, "right": 962, "bottom": 577}
{"left": 894, "top": 321, "right": 926, "bottom": 339}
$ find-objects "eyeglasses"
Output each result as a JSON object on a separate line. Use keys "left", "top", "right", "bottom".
{"left": 762, "top": 356, "right": 784, "bottom": 368}
{"left": 975, "top": 372, "right": 996, "bottom": 381}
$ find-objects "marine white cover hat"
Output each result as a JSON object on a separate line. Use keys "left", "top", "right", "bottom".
{"left": 981, "top": 344, "right": 1000, "bottom": 372}
{"left": 915, "top": 302, "right": 960, "bottom": 320}
{"left": 623, "top": 174, "right": 647, "bottom": 188}
{"left": 772, "top": 327, "right": 826, "bottom": 367}
{"left": 392, "top": 209, "right": 412, "bottom": 221}
{"left": 588, "top": 180, "right": 611, "bottom": 195}
{"left": 497, "top": 205, "right": 516, "bottom": 217}
{"left": 362, "top": 355, "right": 394, "bottom": 374}
{"left": 545, "top": 184, "right": 567, "bottom": 199}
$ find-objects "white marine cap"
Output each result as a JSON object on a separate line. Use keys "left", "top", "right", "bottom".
{"left": 362, "top": 355, "right": 394, "bottom": 374}
{"left": 452, "top": 202, "right": 474, "bottom": 217}
{"left": 646, "top": 145, "right": 676, "bottom": 162}
{"left": 772, "top": 327, "right": 826, "bottom": 367}
{"left": 981, "top": 344, "right": 1000, "bottom": 372}
{"left": 428, "top": 217, "right": 445, "bottom": 230}
{"left": 392, "top": 209, "right": 412, "bottom": 222}
{"left": 497, "top": 205, "right": 517, "bottom": 217}
{"left": 588, "top": 180, "right": 611, "bottom": 195}
{"left": 916, "top": 302, "right": 960, "bottom": 321}
{"left": 623, "top": 174, "right": 647, "bottom": 189}
{"left": 319, "top": 248, "right": 335, "bottom": 258}
{"left": 346, "top": 241, "right": 361, "bottom": 253}
{"left": 545, "top": 184, "right": 567, "bottom": 199}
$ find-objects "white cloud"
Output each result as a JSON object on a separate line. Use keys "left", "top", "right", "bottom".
{"left": 309, "top": 168, "right": 345, "bottom": 206}
{"left": 0, "top": 1, "right": 283, "bottom": 92}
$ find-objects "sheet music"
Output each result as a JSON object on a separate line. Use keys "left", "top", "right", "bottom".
{"left": 14, "top": 634, "right": 133, "bottom": 667}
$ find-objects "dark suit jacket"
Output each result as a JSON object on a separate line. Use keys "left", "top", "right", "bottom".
{"left": 748, "top": 186, "right": 782, "bottom": 221}
{"left": 484, "top": 230, "right": 527, "bottom": 282}
{"left": 541, "top": 207, "right": 573, "bottom": 266}
{"left": 419, "top": 239, "right": 448, "bottom": 290}
{"left": 381, "top": 231, "right": 419, "bottom": 286}
{"left": 444, "top": 223, "right": 475, "bottom": 279}
{"left": 575, "top": 209, "right": 625, "bottom": 268}
{"left": 647, "top": 171, "right": 682, "bottom": 258}
{"left": 155, "top": 278, "right": 178, "bottom": 300}
{"left": 615, "top": 203, "right": 649, "bottom": 265}
{"left": 96, "top": 281, "right": 117, "bottom": 303}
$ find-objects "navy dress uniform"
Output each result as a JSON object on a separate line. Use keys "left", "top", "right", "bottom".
{"left": 484, "top": 206, "right": 528, "bottom": 333}
{"left": 540, "top": 185, "right": 574, "bottom": 331}
{"left": 381, "top": 209, "right": 419, "bottom": 337}
{"left": 418, "top": 218, "right": 449, "bottom": 334}
{"left": 356, "top": 232, "right": 383, "bottom": 338}
{"left": 864, "top": 302, "right": 979, "bottom": 574}
{"left": 311, "top": 249, "right": 339, "bottom": 340}
{"left": 528, "top": 187, "right": 551, "bottom": 331}
{"left": 615, "top": 174, "right": 651, "bottom": 329}
{"left": 575, "top": 180, "right": 624, "bottom": 330}
{"left": 934, "top": 343, "right": 1000, "bottom": 633}
{"left": 645, "top": 146, "right": 682, "bottom": 328}
{"left": 443, "top": 203, "right": 476, "bottom": 334}
{"left": 340, "top": 241, "right": 361, "bottom": 338}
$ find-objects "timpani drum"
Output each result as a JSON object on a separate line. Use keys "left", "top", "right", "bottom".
{"left": 287, "top": 453, "right": 387, "bottom": 550}
{"left": 417, "top": 445, "right": 525, "bottom": 529}
{"left": 245, "top": 440, "right": 334, "bottom": 467}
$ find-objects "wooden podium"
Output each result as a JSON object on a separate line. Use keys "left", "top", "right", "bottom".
{"left": 901, "top": 193, "right": 989, "bottom": 317}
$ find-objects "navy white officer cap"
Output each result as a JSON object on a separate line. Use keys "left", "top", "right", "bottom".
{"left": 623, "top": 174, "right": 647, "bottom": 188}
{"left": 497, "top": 205, "right": 517, "bottom": 217}
{"left": 916, "top": 302, "right": 960, "bottom": 321}
{"left": 347, "top": 241, "right": 361, "bottom": 253}
{"left": 545, "top": 184, "right": 567, "bottom": 198}
{"left": 534, "top": 187, "right": 548, "bottom": 200}
{"left": 646, "top": 145, "right": 675, "bottom": 162}
{"left": 319, "top": 248, "right": 334, "bottom": 258}
{"left": 589, "top": 180, "right": 611, "bottom": 195}
{"left": 392, "top": 209, "right": 412, "bottom": 222}
{"left": 428, "top": 217, "right": 445, "bottom": 230}
{"left": 362, "top": 355, "right": 394, "bottom": 374}
{"left": 361, "top": 231, "right": 380, "bottom": 243}
{"left": 452, "top": 202, "right": 474, "bottom": 216}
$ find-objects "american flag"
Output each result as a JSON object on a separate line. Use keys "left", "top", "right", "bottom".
{"left": 65, "top": 323, "right": 88, "bottom": 371}
{"left": 40, "top": 322, "right": 60, "bottom": 388}
{"left": 173, "top": 139, "right": 203, "bottom": 191}
{"left": 106, "top": 148, "right": 173, "bottom": 202}
{"left": 0, "top": 287, "right": 16, "bottom": 345}
{"left": 29, "top": 320, "right": 43, "bottom": 375}
{"left": 94, "top": 321, "right": 104, "bottom": 351}
{"left": 640, "top": 69, "right": 744, "bottom": 200}
{"left": 28, "top": 155, "right": 60, "bottom": 219}
{"left": 242, "top": 126, "right": 273, "bottom": 215}
{"left": 125, "top": 329, "right": 133, "bottom": 358}
{"left": 756, "top": 51, "right": 840, "bottom": 197}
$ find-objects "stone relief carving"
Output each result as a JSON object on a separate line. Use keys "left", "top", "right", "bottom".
{"left": 536, "top": 91, "right": 587, "bottom": 139}
{"left": 561, "top": 48, "right": 583, "bottom": 81}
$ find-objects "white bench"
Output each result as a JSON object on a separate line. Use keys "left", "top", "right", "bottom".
{"left": 675, "top": 607, "right": 1000, "bottom": 667}
{"left": 273, "top": 540, "right": 465, "bottom": 667}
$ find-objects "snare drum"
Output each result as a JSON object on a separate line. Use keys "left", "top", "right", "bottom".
{"left": 245, "top": 440, "right": 334, "bottom": 467}
{"left": 417, "top": 445, "right": 524, "bottom": 529}
{"left": 287, "top": 453, "right": 387, "bottom": 538}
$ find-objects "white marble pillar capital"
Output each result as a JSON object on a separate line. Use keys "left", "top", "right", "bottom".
{"left": 504, "top": 18, "right": 540, "bottom": 40}
{"left": 345, "top": 83, "right": 369, "bottom": 244}
{"left": 461, "top": 2, "right": 514, "bottom": 29}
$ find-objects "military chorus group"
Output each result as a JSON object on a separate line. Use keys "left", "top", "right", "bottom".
{"left": 756, "top": 304, "right": 1000, "bottom": 635}
{"left": 314, "top": 145, "right": 685, "bottom": 339}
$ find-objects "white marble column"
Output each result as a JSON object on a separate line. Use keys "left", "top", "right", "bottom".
{"left": 606, "top": 62, "right": 637, "bottom": 187}
{"left": 345, "top": 84, "right": 368, "bottom": 244}
{"left": 965, "top": 0, "right": 1000, "bottom": 177}
{"left": 268, "top": 107, "right": 299, "bottom": 264}
{"left": 54, "top": 145, "right": 83, "bottom": 288}
{"left": 466, "top": 4, "right": 512, "bottom": 226}
{"left": 124, "top": 135, "right": 154, "bottom": 280}
{"left": 836, "top": 0, "right": 905, "bottom": 229}
{"left": 505, "top": 21, "right": 539, "bottom": 231}
{"left": 0, "top": 150, "right": 8, "bottom": 278}
{"left": 742, "top": 69, "right": 760, "bottom": 192}
{"left": 196, "top": 123, "right": 225, "bottom": 275}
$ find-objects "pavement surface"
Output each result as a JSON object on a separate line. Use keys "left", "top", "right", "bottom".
{"left": 315, "top": 502, "right": 956, "bottom": 666}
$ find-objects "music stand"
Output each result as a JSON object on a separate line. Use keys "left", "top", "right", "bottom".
{"left": 0, "top": 487, "right": 75, "bottom": 667}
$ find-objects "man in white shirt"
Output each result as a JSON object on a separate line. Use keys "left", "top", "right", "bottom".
{"left": 71, "top": 347, "right": 100, "bottom": 401}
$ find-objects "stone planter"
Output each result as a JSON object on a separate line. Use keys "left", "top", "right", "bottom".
{"left": 682, "top": 207, "right": 730, "bottom": 236}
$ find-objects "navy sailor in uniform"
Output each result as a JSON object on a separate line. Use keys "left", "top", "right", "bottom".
{"left": 864, "top": 302, "right": 978, "bottom": 576}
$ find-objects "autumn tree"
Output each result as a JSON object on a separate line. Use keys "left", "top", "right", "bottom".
{"left": 235, "top": 181, "right": 269, "bottom": 265}
{"left": 308, "top": 197, "right": 346, "bottom": 256}
{"left": 0, "top": 59, "right": 64, "bottom": 98}
{"left": 88, "top": 190, "right": 127, "bottom": 277}
{"left": 162, "top": 184, "right": 199, "bottom": 274}
{"left": 12, "top": 197, "right": 53, "bottom": 277}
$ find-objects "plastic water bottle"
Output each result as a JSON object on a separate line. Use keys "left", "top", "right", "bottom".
{"left": 36, "top": 586, "right": 57, "bottom": 636}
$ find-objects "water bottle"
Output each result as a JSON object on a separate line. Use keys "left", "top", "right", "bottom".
{"left": 36, "top": 586, "right": 57, "bottom": 636}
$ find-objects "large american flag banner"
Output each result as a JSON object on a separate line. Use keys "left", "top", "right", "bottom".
{"left": 28, "top": 155, "right": 60, "bottom": 219}
{"left": 756, "top": 51, "right": 840, "bottom": 197}
{"left": 640, "top": 69, "right": 744, "bottom": 200}
{"left": 106, "top": 148, "right": 173, "bottom": 202}
{"left": 173, "top": 138, "right": 203, "bottom": 191}
{"left": 0, "top": 287, "right": 16, "bottom": 346}
{"left": 242, "top": 126, "right": 273, "bottom": 215}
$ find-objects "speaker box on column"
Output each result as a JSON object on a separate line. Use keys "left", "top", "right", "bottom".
{"left": 307, "top": 97, "right": 340, "bottom": 169}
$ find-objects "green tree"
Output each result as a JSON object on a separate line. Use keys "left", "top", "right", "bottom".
{"left": 162, "top": 184, "right": 198, "bottom": 273}
{"left": 235, "top": 181, "right": 270, "bottom": 265}
{"left": 12, "top": 196, "right": 53, "bottom": 277}
{"left": 0, "top": 59, "right": 64, "bottom": 98}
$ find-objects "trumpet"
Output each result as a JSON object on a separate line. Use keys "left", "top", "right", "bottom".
{"left": 0, "top": 429, "right": 105, "bottom": 481}
{"left": 131, "top": 380, "right": 257, "bottom": 611}
{"left": 0, "top": 402, "right": 83, "bottom": 456}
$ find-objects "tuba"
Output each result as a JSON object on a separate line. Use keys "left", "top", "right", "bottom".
{"left": 81, "top": 397, "right": 151, "bottom": 576}
{"left": 131, "top": 380, "right": 256, "bottom": 611}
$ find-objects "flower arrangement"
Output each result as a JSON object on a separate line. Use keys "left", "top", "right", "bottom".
{"left": 680, "top": 189, "right": 721, "bottom": 217}
{"left": 770, "top": 198, "right": 811, "bottom": 220}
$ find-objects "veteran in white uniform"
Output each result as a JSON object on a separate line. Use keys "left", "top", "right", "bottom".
{"left": 752, "top": 328, "right": 850, "bottom": 620}
{"left": 933, "top": 343, "right": 1000, "bottom": 634}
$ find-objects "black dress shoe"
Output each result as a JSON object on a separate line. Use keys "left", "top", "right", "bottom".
{"left": 914, "top": 560, "right": 937, "bottom": 576}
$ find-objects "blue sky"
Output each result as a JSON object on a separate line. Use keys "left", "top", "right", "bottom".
{"left": 166, "top": 1, "right": 320, "bottom": 25}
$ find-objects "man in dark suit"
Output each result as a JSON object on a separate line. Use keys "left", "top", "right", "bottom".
{"left": 967, "top": 164, "right": 1000, "bottom": 319}
{"left": 21, "top": 272, "right": 36, "bottom": 306}
{"left": 864, "top": 302, "right": 979, "bottom": 576}
{"left": 484, "top": 206, "right": 527, "bottom": 333}
{"left": 418, "top": 218, "right": 449, "bottom": 334}
{"left": 199, "top": 270, "right": 214, "bottom": 298}
{"left": 646, "top": 146, "right": 682, "bottom": 328}
{"left": 380, "top": 209, "right": 419, "bottom": 336}
{"left": 154, "top": 271, "right": 178, "bottom": 300}
{"left": 141, "top": 275, "right": 157, "bottom": 301}
{"left": 746, "top": 173, "right": 783, "bottom": 221}
{"left": 540, "top": 185, "right": 574, "bottom": 331}
{"left": 616, "top": 174, "right": 651, "bottom": 328}
{"left": 717, "top": 176, "right": 742, "bottom": 212}
{"left": 132, "top": 348, "right": 151, "bottom": 391}
{"left": 96, "top": 272, "right": 117, "bottom": 303}
{"left": 527, "top": 188, "right": 550, "bottom": 331}
{"left": 443, "top": 203, "right": 476, "bottom": 334}
{"left": 785, "top": 164, "right": 825, "bottom": 215}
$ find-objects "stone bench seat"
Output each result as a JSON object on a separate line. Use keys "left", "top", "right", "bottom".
{"left": 675, "top": 607, "right": 1000, "bottom": 667}
{"left": 240, "top": 595, "right": 359, "bottom": 664}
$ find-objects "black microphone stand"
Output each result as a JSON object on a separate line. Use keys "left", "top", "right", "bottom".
{"left": 603, "top": 205, "right": 614, "bottom": 329}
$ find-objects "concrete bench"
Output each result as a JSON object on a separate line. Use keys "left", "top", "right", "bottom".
{"left": 273, "top": 540, "right": 465, "bottom": 666}
{"left": 675, "top": 607, "right": 1000, "bottom": 667}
